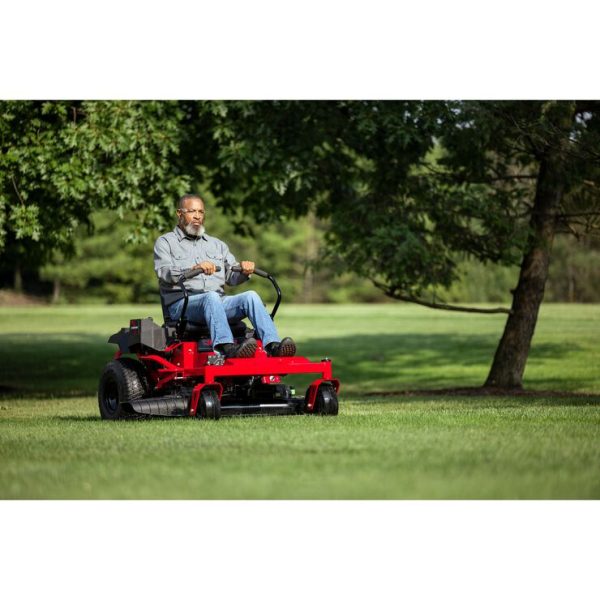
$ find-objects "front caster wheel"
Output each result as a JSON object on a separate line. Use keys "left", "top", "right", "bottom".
{"left": 310, "top": 383, "right": 339, "bottom": 416}
{"left": 198, "top": 389, "right": 221, "bottom": 420}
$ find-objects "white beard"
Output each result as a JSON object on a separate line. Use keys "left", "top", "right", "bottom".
{"left": 183, "top": 223, "right": 205, "bottom": 237}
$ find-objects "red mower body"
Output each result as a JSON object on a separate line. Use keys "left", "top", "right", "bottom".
{"left": 99, "top": 317, "right": 339, "bottom": 419}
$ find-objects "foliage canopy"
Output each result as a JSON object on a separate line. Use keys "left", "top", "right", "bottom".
{"left": 0, "top": 101, "right": 189, "bottom": 261}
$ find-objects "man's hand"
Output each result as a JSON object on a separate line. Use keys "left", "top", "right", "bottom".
{"left": 194, "top": 261, "right": 217, "bottom": 275}
{"left": 240, "top": 260, "right": 255, "bottom": 275}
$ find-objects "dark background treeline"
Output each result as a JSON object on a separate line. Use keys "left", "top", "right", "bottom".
{"left": 2, "top": 205, "right": 598, "bottom": 305}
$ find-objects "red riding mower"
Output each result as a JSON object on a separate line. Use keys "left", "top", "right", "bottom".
{"left": 98, "top": 265, "right": 339, "bottom": 419}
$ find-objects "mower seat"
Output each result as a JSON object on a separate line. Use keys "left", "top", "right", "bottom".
{"left": 164, "top": 318, "right": 248, "bottom": 340}
{"left": 160, "top": 291, "right": 248, "bottom": 341}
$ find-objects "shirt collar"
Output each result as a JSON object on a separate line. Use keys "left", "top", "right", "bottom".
{"left": 175, "top": 225, "right": 207, "bottom": 241}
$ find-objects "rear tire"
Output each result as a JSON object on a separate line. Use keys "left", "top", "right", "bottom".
{"left": 312, "top": 383, "right": 339, "bottom": 416}
{"left": 98, "top": 358, "right": 149, "bottom": 420}
{"left": 198, "top": 389, "right": 221, "bottom": 420}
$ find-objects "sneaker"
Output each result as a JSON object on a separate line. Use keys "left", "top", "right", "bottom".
{"left": 266, "top": 337, "right": 296, "bottom": 357}
{"left": 217, "top": 338, "right": 257, "bottom": 359}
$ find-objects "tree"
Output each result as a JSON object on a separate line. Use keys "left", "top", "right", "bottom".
{"left": 0, "top": 101, "right": 190, "bottom": 284}
{"left": 39, "top": 211, "right": 158, "bottom": 303}
{"left": 437, "top": 102, "right": 600, "bottom": 387}
{"left": 545, "top": 235, "right": 600, "bottom": 302}
{"left": 192, "top": 100, "right": 600, "bottom": 389}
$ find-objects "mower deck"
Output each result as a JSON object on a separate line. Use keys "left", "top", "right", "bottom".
{"left": 127, "top": 394, "right": 306, "bottom": 418}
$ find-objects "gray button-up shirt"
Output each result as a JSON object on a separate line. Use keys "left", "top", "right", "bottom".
{"left": 154, "top": 226, "right": 249, "bottom": 306}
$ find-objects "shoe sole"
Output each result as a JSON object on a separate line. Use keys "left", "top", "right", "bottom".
{"left": 235, "top": 338, "right": 257, "bottom": 358}
{"left": 277, "top": 338, "right": 296, "bottom": 357}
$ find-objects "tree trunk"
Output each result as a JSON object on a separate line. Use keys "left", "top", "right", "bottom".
{"left": 485, "top": 103, "right": 576, "bottom": 389}
{"left": 14, "top": 261, "right": 23, "bottom": 293}
{"left": 303, "top": 212, "right": 318, "bottom": 303}
{"left": 567, "top": 261, "right": 575, "bottom": 302}
{"left": 52, "top": 278, "right": 61, "bottom": 304}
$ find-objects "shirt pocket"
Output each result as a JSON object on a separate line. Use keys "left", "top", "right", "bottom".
{"left": 172, "top": 252, "right": 192, "bottom": 268}
{"left": 207, "top": 252, "right": 225, "bottom": 278}
{"left": 207, "top": 252, "right": 223, "bottom": 266}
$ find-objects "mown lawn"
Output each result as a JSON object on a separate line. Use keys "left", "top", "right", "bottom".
{"left": 0, "top": 303, "right": 599, "bottom": 499}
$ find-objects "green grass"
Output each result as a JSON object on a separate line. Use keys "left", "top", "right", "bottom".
{"left": 0, "top": 303, "right": 599, "bottom": 498}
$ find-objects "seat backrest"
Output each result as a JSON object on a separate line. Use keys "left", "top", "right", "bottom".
{"left": 159, "top": 289, "right": 172, "bottom": 325}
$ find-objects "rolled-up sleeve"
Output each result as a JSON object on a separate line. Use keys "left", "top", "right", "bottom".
{"left": 154, "top": 236, "right": 182, "bottom": 284}
{"left": 223, "top": 241, "right": 250, "bottom": 287}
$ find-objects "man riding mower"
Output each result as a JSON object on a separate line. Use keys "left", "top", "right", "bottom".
{"left": 98, "top": 264, "right": 340, "bottom": 419}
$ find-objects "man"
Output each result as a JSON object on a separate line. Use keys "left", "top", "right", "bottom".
{"left": 154, "top": 194, "right": 296, "bottom": 359}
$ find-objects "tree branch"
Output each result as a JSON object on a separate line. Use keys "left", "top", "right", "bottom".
{"left": 425, "top": 162, "right": 537, "bottom": 185}
{"left": 559, "top": 211, "right": 600, "bottom": 218}
{"left": 371, "top": 280, "right": 513, "bottom": 314}
{"left": 11, "top": 176, "right": 25, "bottom": 204}
{"left": 557, "top": 221, "right": 582, "bottom": 239}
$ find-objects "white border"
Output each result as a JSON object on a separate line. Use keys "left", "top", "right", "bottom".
{"left": 1, "top": 501, "right": 597, "bottom": 599}
{"left": 1, "top": 0, "right": 599, "bottom": 98}
{"left": 1, "top": 2, "right": 598, "bottom": 597}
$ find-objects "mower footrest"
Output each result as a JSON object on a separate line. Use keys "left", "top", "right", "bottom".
{"left": 130, "top": 396, "right": 189, "bottom": 417}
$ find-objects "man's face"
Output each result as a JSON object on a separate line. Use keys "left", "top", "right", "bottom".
{"left": 177, "top": 197, "right": 205, "bottom": 236}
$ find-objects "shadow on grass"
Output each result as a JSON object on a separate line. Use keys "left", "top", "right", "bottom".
{"left": 359, "top": 389, "right": 600, "bottom": 408}
{"left": 0, "top": 332, "right": 114, "bottom": 397}
{"left": 53, "top": 416, "right": 101, "bottom": 422}
{"left": 0, "top": 330, "right": 589, "bottom": 399}
{"left": 299, "top": 332, "right": 588, "bottom": 389}
{"left": 55, "top": 415, "right": 190, "bottom": 422}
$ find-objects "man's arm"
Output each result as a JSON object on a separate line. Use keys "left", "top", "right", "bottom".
{"left": 154, "top": 236, "right": 183, "bottom": 284}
